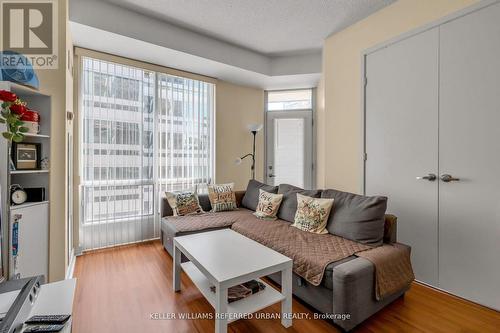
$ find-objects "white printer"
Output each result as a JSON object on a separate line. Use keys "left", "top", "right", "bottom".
{"left": 0, "top": 276, "right": 75, "bottom": 333}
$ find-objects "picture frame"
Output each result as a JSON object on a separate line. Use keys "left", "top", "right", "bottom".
{"left": 11, "top": 142, "right": 41, "bottom": 170}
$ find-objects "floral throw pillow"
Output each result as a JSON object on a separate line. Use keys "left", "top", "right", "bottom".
{"left": 253, "top": 189, "right": 283, "bottom": 220}
{"left": 166, "top": 191, "right": 203, "bottom": 216}
{"left": 207, "top": 183, "right": 237, "bottom": 212}
{"left": 292, "top": 193, "right": 334, "bottom": 234}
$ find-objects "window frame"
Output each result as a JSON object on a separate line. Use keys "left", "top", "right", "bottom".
{"left": 78, "top": 56, "right": 215, "bottom": 227}
{"left": 266, "top": 88, "right": 314, "bottom": 111}
{"left": 264, "top": 88, "right": 316, "bottom": 189}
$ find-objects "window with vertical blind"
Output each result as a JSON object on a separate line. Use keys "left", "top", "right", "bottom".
{"left": 80, "top": 57, "right": 214, "bottom": 251}
{"left": 157, "top": 73, "right": 214, "bottom": 193}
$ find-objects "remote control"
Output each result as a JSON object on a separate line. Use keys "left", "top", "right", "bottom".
{"left": 25, "top": 315, "right": 70, "bottom": 325}
{"left": 23, "top": 324, "right": 65, "bottom": 332}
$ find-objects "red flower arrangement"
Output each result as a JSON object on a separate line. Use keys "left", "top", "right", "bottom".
{"left": 0, "top": 90, "right": 29, "bottom": 142}
{"left": 0, "top": 90, "right": 17, "bottom": 103}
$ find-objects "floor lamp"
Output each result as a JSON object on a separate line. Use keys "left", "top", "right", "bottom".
{"left": 235, "top": 123, "right": 263, "bottom": 179}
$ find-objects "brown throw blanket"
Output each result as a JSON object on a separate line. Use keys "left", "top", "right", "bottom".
{"left": 171, "top": 210, "right": 414, "bottom": 301}
{"left": 231, "top": 217, "right": 372, "bottom": 286}
{"left": 356, "top": 243, "right": 414, "bottom": 300}
{"left": 166, "top": 210, "right": 251, "bottom": 233}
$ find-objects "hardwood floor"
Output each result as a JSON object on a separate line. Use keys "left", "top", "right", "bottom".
{"left": 72, "top": 241, "right": 499, "bottom": 333}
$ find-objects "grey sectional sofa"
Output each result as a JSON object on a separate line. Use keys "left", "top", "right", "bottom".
{"left": 160, "top": 180, "right": 410, "bottom": 331}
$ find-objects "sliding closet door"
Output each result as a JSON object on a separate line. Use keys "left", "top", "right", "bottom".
{"left": 365, "top": 28, "right": 439, "bottom": 285}
{"left": 439, "top": 3, "right": 500, "bottom": 310}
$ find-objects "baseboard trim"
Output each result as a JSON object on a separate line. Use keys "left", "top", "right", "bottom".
{"left": 413, "top": 280, "right": 497, "bottom": 311}
{"left": 80, "top": 238, "right": 160, "bottom": 255}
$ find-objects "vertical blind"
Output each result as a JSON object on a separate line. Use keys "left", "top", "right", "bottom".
{"left": 80, "top": 57, "right": 215, "bottom": 251}
{"left": 157, "top": 73, "right": 214, "bottom": 194}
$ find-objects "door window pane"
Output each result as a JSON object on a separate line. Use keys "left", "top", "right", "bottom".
{"left": 267, "top": 89, "right": 312, "bottom": 111}
{"left": 273, "top": 118, "right": 305, "bottom": 187}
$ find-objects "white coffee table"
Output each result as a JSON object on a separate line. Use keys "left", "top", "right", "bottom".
{"left": 173, "top": 229, "right": 293, "bottom": 333}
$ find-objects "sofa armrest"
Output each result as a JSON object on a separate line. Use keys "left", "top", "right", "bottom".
{"left": 160, "top": 193, "right": 173, "bottom": 217}
{"left": 331, "top": 257, "right": 375, "bottom": 330}
{"left": 333, "top": 257, "right": 374, "bottom": 283}
{"left": 331, "top": 248, "right": 410, "bottom": 331}
{"left": 384, "top": 214, "right": 398, "bottom": 243}
{"left": 332, "top": 243, "right": 411, "bottom": 283}
{"left": 235, "top": 190, "right": 245, "bottom": 208}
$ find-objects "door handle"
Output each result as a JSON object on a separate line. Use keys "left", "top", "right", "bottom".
{"left": 416, "top": 173, "right": 437, "bottom": 181}
{"left": 440, "top": 174, "right": 460, "bottom": 182}
{"left": 268, "top": 174, "right": 276, "bottom": 178}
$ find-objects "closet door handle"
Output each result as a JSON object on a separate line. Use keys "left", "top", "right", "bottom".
{"left": 416, "top": 173, "right": 437, "bottom": 181}
{"left": 440, "top": 174, "right": 460, "bottom": 182}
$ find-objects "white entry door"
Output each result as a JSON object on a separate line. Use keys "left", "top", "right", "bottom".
{"left": 266, "top": 111, "right": 313, "bottom": 188}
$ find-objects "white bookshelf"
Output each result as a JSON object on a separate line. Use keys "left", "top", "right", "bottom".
{"left": 5, "top": 81, "right": 50, "bottom": 97}
{"left": 10, "top": 170, "right": 50, "bottom": 175}
{"left": 23, "top": 133, "right": 50, "bottom": 139}
{"left": 10, "top": 201, "right": 50, "bottom": 210}
{"left": 0, "top": 81, "right": 51, "bottom": 280}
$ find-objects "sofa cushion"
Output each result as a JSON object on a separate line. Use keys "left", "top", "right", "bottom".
{"left": 161, "top": 211, "right": 250, "bottom": 262}
{"left": 163, "top": 209, "right": 253, "bottom": 235}
{"left": 241, "top": 179, "right": 278, "bottom": 211}
{"left": 277, "top": 184, "right": 321, "bottom": 222}
{"left": 231, "top": 217, "right": 371, "bottom": 286}
{"left": 266, "top": 255, "right": 356, "bottom": 292}
{"left": 321, "top": 189, "right": 387, "bottom": 246}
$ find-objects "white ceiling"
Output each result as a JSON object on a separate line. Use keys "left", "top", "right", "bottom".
{"left": 69, "top": 0, "right": 394, "bottom": 88}
{"left": 104, "top": 0, "right": 395, "bottom": 56}
{"left": 71, "top": 22, "right": 321, "bottom": 90}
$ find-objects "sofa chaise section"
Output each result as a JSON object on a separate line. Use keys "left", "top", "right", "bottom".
{"left": 159, "top": 186, "right": 409, "bottom": 331}
{"left": 160, "top": 191, "right": 246, "bottom": 260}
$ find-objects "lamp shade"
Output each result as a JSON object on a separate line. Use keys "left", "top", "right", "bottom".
{"left": 247, "top": 123, "right": 263, "bottom": 132}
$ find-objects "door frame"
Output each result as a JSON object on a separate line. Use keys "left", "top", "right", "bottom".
{"left": 264, "top": 89, "right": 316, "bottom": 189}
{"left": 265, "top": 110, "right": 313, "bottom": 188}
{"left": 360, "top": 0, "right": 498, "bottom": 195}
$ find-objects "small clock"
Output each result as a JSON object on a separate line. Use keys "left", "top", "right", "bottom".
{"left": 10, "top": 185, "right": 27, "bottom": 205}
